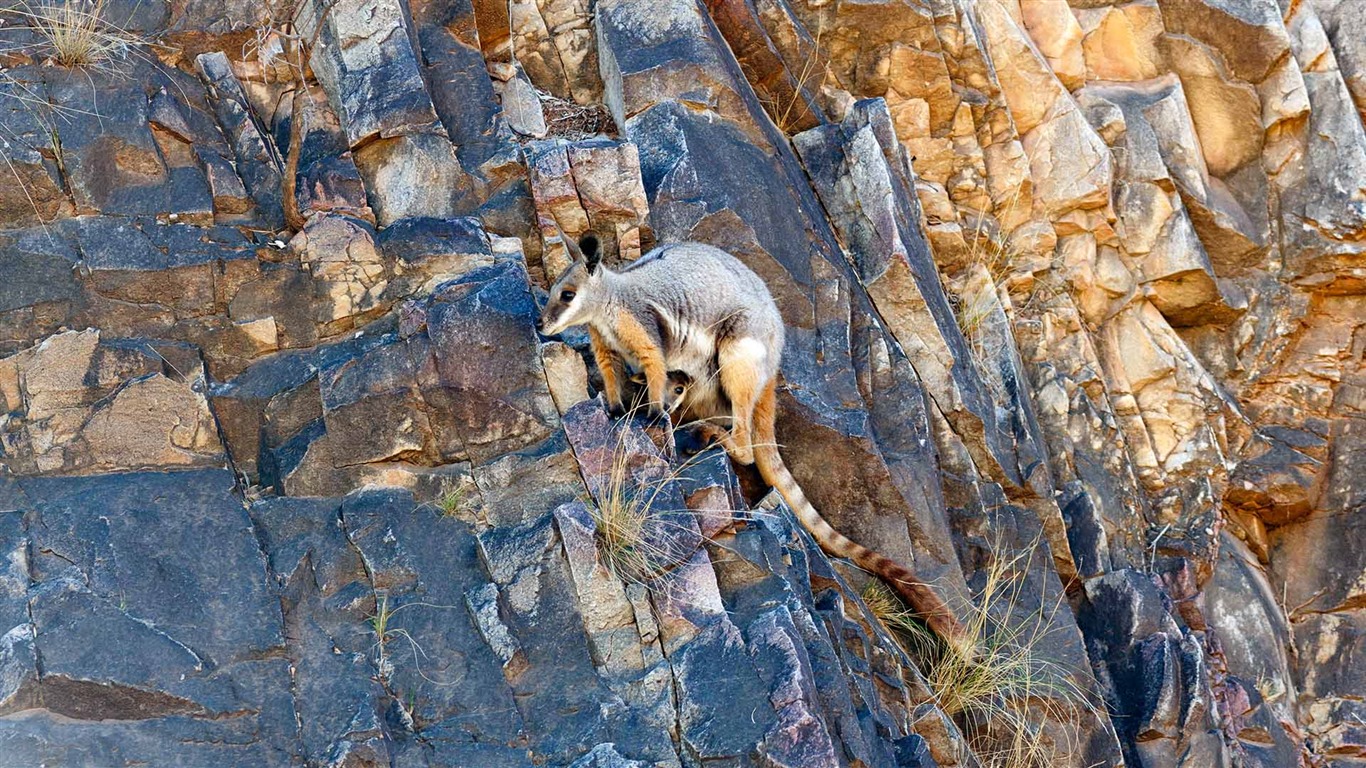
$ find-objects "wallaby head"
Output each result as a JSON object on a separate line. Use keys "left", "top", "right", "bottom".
{"left": 627, "top": 369, "right": 693, "bottom": 414}
{"left": 663, "top": 370, "right": 692, "bottom": 414}
{"left": 537, "top": 233, "right": 605, "bottom": 336}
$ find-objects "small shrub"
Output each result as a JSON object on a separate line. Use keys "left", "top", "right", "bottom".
{"left": 591, "top": 425, "right": 674, "bottom": 583}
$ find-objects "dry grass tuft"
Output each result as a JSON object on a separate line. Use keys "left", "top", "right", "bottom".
{"left": 865, "top": 545, "right": 1099, "bottom": 768}
{"left": 762, "top": 19, "right": 829, "bottom": 135}
{"left": 11, "top": 0, "right": 144, "bottom": 69}
{"left": 861, "top": 579, "right": 924, "bottom": 635}
{"left": 590, "top": 419, "right": 683, "bottom": 584}
{"left": 583, "top": 398, "right": 751, "bottom": 586}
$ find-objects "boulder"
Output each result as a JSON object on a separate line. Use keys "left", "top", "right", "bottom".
{"left": 0, "top": 470, "right": 297, "bottom": 766}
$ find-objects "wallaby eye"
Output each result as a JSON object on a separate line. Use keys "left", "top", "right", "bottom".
{"left": 673, "top": 386, "right": 685, "bottom": 395}
{"left": 559, "top": 290, "right": 576, "bottom": 302}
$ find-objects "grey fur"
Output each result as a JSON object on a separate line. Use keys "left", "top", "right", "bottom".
{"left": 539, "top": 241, "right": 784, "bottom": 414}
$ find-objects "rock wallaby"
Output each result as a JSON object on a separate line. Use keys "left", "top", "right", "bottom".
{"left": 537, "top": 233, "right": 965, "bottom": 645}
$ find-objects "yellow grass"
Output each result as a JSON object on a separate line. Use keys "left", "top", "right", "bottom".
{"left": 13, "top": 0, "right": 142, "bottom": 69}
{"left": 863, "top": 543, "right": 1099, "bottom": 768}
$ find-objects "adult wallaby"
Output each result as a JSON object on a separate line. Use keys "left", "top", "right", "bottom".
{"left": 537, "top": 233, "right": 965, "bottom": 644}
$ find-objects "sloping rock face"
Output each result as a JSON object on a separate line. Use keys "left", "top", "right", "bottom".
{"left": 0, "top": 0, "right": 1361, "bottom": 764}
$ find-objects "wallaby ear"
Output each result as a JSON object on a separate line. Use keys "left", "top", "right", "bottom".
{"left": 560, "top": 226, "right": 584, "bottom": 262}
{"left": 579, "top": 234, "right": 601, "bottom": 274}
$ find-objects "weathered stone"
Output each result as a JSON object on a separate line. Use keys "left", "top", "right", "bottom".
{"left": 1279, "top": 4, "right": 1366, "bottom": 279}
{"left": 210, "top": 348, "right": 320, "bottom": 487}
{"left": 411, "top": 0, "right": 518, "bottom": 188}
{"left": 1156, "top": 0, "right": 1292, "bottom": 84}
{"left": 420, "top": 259, "right": 562, "bottom": 464}
{"left": 509, "top": 0, "right": 603, "bottom": 105}
{"left": 289, "top": 214, "right": 388, "bottom": 331}
{"left": 495, "top": 68, "right": 550, "bottom": 138}
{"left": 248, "top": 496, "right": 388, "bottom": 765}
{"left": 0, "top": 470, "right": 297, "bottom": 764}
{"left": 1079, "top": 569, "right": 1227, "bottom": 767}
{"left": 0, "top": 331, "right": 224, "bottom": 475}
{"left": 195, "top": 52, "right": 284, "bottom": 227}
{"left": 704, "top": 0, "right": 827, "bottom": 134}
{"left": 304, "top": 0, "right": 442, "bottom": 146}
{"left": 793, "top": 99, "right": 1048, "bottom": 496}
{"left": 0, "top": 228, "right": 82, "bottom": 354}
{"left": 352, "top": 133, "right": 473, "bottom": 226}
{"left": 567, "top": 140, "right": 651, "bottom": 260}
{"left": 1202, "top": 534, "right": 1303, "bottom": 766}
{"left": 0, "top": 70, "right": 69, "bottom": 225}
{"left": 977, "top": 0, "right": 1113, "bottom": 217}
{"left": 1020, "top": 0, "right": 1087, "bottom": 89}
{"left": 1226, "top": 425, "right": 1328, "bottom": 524}
{"left": 340, "top": 488, "right": 532, "bottom": 764}
{"left": 542, "top": 340, "right": 592, "bottom": 412}
{"left": 1075, "top": 2, "right": 1165, "bottom": 82}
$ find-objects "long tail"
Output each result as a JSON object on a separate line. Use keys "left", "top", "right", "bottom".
{"left": 751, "top": 380, "right": 967, "bottom": 646}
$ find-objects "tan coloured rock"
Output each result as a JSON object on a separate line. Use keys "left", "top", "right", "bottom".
{"left": 1159, "top": 35, "right": 1264, "bottom": 177}
{"left": 566, "top": 141, "right": 651, "bottom": 261}
{"left": 527, "top": 138, "right": 651, "bottom": 281}
{"left": 978, "top": 0, "right": 1113, "bottom": 217}
{"left": 1155, "top": 0, "right": 1291, "bottom": 84}
{"left": 0, "top": 330, "right": 224, "bottom": 474}
{"left": 1095, "top": 302, "right": 1231, "bottom": 519}
{"left": 1019, "top": 0, "right": 1087, "bottom": 89}
{"left": 1075, "top": 2, "right": 1165, "bottom": 82}
{"left": 976, "top": 0, "right": 1063, "bottom": 136}
{"left": 1082, "top": 77, "right": 1266, "bottom": 271}
{"left": 493, "top": 68, "right": 550, "bottom": 138}
{"left": 1020, "top": 109, "right": 1114, "bottom": 217}
{"left": 1315, "top": 0, "right": 1366, "bottom": 121}
{"left": 510, "top": 0, "right": 602, "bottom": 104}
{"left": 351, "top": 133, "right": 471, "bottom": 226}
{"left": 82, "top": 374, "right": 223, "bottom": 469}
{"left": 290, "top": 215, "right": 388, "bottom": 332}
{"left": 540, "top": 341, "right": 591, "bottom": 413}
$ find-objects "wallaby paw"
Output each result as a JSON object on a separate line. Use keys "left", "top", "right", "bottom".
{"left": 607, "top": 402, "right": 626, "bottom": 419}
{"left": 727, "top": 445, "right": 756, "bottom": 466}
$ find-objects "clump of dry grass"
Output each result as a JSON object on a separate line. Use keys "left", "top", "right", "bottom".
{"left": 10, "top": 0, "right": 143, "bottom": 69}
{"left": 583, "top": 398, "right": 741, "bottom": 586}
{"left": 540, "top": 92, "right": 615, "bottom": 139}
{"left": 590, "top": 421, "right": 684, "bottom": 584}
{"left": 863, "top": 545, "right": 1098, "bottom": 768}
{"left": 761, "top": 18, "right": 829, "bottom": 135}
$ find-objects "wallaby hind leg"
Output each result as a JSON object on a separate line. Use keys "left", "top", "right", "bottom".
{"left": 717, "top": 337, "right": 768, "bottom": 465}
{"left": 751, "top": 378, "right": 778, "bottom": 453}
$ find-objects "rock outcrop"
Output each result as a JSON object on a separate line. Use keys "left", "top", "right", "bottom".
{"left": 0, "top": 0, "right": 1361, "bottom": 765}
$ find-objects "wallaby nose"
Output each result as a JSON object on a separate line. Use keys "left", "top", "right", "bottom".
{"left": 534, "top": 318, "right": 544, "bottom": 332}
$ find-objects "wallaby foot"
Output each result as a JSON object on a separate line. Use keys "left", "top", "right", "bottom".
{"left": 678, "top": 423, "right": 728, "bottom": 456}
{"left": 724, "top": 435, "right": 755, "bottom": 466}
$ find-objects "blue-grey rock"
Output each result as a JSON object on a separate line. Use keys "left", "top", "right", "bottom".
{"left": 0, "top": 470, "right": 299, "bottom": 765}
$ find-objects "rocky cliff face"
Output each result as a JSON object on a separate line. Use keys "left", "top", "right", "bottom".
{"left": 0, "top": 0, "right": 1361, "bottom": 765}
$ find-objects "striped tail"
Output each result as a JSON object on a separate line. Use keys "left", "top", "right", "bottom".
{"left": 751, "top": 380, "right": 967, "bottom": 646}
